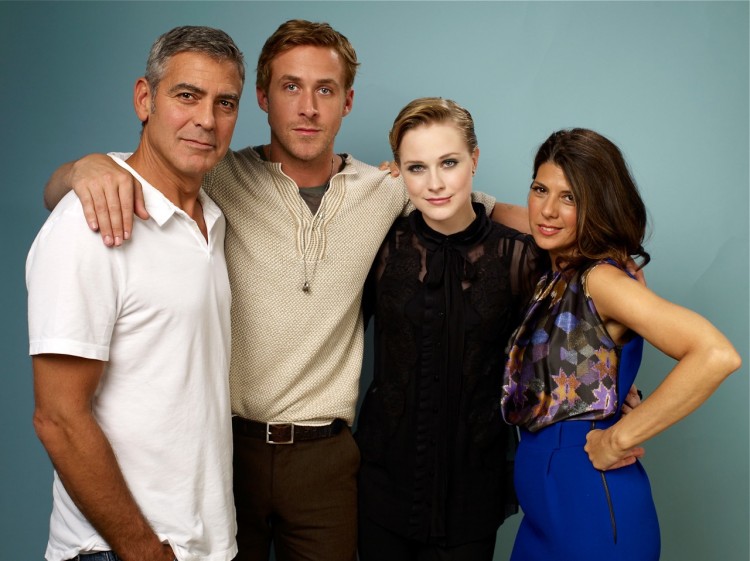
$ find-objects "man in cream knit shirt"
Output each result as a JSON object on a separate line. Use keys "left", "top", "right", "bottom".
{"left": 44, "top": 20, "right": 527, "bottom": 561}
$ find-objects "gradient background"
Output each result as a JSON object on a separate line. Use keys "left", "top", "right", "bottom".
{"left": 1, "top": 2, "right": 747, "bottom": 560}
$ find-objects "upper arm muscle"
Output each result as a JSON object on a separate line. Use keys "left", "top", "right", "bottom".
{"left": 586, "top": 265, "right": 714, "bottom": 362}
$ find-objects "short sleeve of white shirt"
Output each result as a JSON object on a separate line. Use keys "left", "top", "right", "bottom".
{"left": 27, "top": 191, "right": 120, "bottom": 360}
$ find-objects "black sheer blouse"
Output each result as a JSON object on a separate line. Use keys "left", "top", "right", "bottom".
{"left": 356, "top": 203, "right": 546, "bottom": 547}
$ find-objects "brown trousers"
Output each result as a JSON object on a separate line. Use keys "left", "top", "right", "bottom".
{"left": 232, "top": 423, "right": 359, "bottom": 561}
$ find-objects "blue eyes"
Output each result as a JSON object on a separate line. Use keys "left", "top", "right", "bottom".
{"left": 284, "top": 84, "right": 333, "bottom": 95}
{"left": 406, "top": 160, "right": 460, "bottom": 173}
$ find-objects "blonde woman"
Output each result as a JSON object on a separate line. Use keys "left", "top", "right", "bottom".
{"left": 356, "top": 98, "right": 545, "bottom": 560}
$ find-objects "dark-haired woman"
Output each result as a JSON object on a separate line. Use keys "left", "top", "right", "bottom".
{"left": 501, "top": 128, "right": 741, "bottom": 561}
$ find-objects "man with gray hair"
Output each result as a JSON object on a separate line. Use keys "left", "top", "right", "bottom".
{"left": 28, "top": 26, "right": 244, "bottom": 561}
{"left": 42, "top": 19, "right": 528, "bottom": 561}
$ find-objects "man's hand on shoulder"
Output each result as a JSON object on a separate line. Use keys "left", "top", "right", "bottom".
{"left": 70, "top": 154, "right": 149, "bottom": 246}
{"left": 378, "top": 160, "right": 400, "bottom": 177}
{"left": 44, "top": 154, "right": 149, "bottom": 247}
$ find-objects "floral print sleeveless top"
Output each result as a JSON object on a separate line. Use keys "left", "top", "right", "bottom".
{"left": 501, "top": 260, "right": 627, "bottom": 432}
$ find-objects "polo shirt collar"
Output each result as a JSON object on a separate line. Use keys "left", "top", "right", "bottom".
{"left": 110, "top": 155, "right": 220, "bottom": 229}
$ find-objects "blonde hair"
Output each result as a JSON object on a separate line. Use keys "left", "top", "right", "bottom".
{"left": 389, "top": 97, "right": 477, "bottom": 164}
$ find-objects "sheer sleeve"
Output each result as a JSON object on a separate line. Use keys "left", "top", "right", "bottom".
{"left": 506, "top": 235, "right": 549, "bottom": 308}
{"left": 362, "top": 226, "right": 397, "bottom": 330}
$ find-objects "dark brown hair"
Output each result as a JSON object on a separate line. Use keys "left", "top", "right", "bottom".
{"left": 256, "top": 19, "right": 359, "bottom": 92}
{"left": 533, "top": 128, "right": 650, "bottom": 271}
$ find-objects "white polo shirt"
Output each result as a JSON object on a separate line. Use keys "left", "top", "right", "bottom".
{"left": 27, "top": 157, "right": 237, "bottom": 561}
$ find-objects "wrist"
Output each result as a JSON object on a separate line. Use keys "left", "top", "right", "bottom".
{"left": 607, "top": 423, "right": 633, "bottom": 453}
{"left": 114, "top": 531, "right": 168, "bottom": 561}
{"left": 160, "top": 543, "right": 177, "bottom": 561}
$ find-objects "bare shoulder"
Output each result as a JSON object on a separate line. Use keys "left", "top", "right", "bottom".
{"left": 586, "top": 261, "right": 659, "bottom": 315}
{"left": 585, "top": 261, "right": 636, "bottom": 289}
{"left": 585, "top": 260, "right": 722, "bottom": 360}
{"left": 584, "top": 262, "right": 646, "bottom": 342}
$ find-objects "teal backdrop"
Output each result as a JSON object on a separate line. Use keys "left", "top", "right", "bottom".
{"left": 1, "top": 2, "right": 747, "bottom": 560}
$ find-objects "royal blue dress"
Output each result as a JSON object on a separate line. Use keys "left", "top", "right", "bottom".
{"left": 502, "top": 261, "right": 660, "bottom": 561}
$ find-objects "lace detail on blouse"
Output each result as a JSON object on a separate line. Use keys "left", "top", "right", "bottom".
{"left": 356, "top": 204, "right": 546, "bottom": 544}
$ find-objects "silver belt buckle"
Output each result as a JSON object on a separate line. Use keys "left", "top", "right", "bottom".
{"left": 266, "top": 422, "right": 294, "bottom": 444}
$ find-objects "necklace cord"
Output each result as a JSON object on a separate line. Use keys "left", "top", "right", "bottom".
{"left": 300, "top": 155, "right": 336, "bottom": 292}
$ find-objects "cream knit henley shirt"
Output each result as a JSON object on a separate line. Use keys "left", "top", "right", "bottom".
{"left": 204, "top": 147, "right": 495, "bottom": 426}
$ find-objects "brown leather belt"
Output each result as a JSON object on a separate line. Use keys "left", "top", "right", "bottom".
{"left": 232, "top": 417, "right": 346, "bottom": 444}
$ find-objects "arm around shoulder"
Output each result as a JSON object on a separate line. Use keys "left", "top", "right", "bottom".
{"left": 43, "top": 153, "right": 148, "bottom": 247}
{"left": 44, "top": 160, "right": 77, "bottom": 211}
{"left": 491, "top": 202, "right": 530, "bottom": 233}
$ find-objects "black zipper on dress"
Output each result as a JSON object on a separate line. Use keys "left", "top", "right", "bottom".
{"left": 593, "top": 421, "right": 617, "bottom": 544}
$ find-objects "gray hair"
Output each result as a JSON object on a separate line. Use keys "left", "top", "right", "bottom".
{"left": 144, "top": 26, "right": 245, "bottom": 93}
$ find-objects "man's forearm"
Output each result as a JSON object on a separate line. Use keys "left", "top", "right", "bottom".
{"left": 44, "top": 161, "right": 76, "bottom": 210}
{"left": 492, "top": 202, "right": 530, "bottom": 233}
{"left": 35, "top": 412, "right": 170, "bottom": 561}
